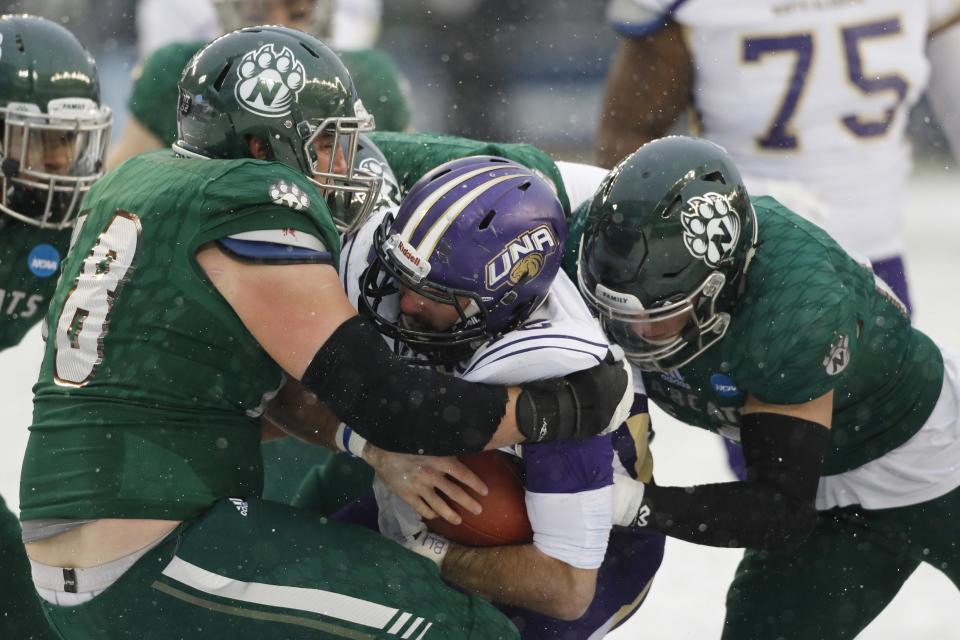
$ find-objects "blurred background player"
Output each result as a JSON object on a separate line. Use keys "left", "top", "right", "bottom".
{"left": 597, "top": 0, "right": 960, "bottom": 314}
{"left": 575, "top": 136, "right": 960, "bottom": 640}
{"left": 136, "top": 0, "right": 383, "bottom": 58}
{"left": 0, "top": 14, "right": 111, "bottom": 639}
{"left": 107, "top": 0, "right": 409, "bottom": 171}
{"left": 337, "top": 155, "right": 664, "bottom": 638}
{"left": 596, "top": 0, "right": 960, "bottom": 480}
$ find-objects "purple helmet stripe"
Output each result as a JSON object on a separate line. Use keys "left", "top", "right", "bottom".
{"left": 399, "top": 165, "right": 508, "bottom": 241}
{"left": 415, "top": 173, "right": 529, "bottom": 258}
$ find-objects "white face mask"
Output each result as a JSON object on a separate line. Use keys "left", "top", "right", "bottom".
{"left": 0, "top": 98, "right": 112, "bottom": 229}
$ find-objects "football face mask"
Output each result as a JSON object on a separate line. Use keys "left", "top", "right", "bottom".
{"left": 302, "top": 111, "right": 380, "bottom": 234}
{"left": 0, "top": 98, "right": 111, "bottom": 229}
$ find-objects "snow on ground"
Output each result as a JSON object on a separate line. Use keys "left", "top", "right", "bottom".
{"left": 2, "top": 170, "right": 958, "bottom": 639}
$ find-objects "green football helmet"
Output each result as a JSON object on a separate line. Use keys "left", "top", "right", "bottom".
{"left": 577, "top": 136, "right": 758, "bottom": 372}
{"left": 173, "top": 25, "right": 380, "bottom": 229}
{"left": 0, "top": 15, "right": 111, "bottom": 229}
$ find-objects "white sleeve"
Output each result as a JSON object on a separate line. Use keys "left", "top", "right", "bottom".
{"left": 136, "top": 0, "right": 218, "bottom": 59}
{"left": 339, "top": 205, "right": 396, "bottom": 306}
{"left": 555, "top": 161, "right": 609, "bottom": 211}
{"left": 927, "top": 20, "right": 960, "bottom": 159}
{"left": 607, "top": 0, "right": 675, "bottom": 36}
{"left": 928, "top": 0, "right": 960, "bottom": 32}
{"left": 331, "top": 0, "right": 383, "bottom": 50}
{"left": 525, "top": 487, "right": 613, "bottom": 569}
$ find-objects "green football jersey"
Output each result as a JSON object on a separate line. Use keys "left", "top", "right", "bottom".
{"left": 128, "top": 42, "right": 411, "bottom": 148}
{"left": 0, "top": 219, "right": 71, "bottom": 350}
{"left": 367, "top": 131, "right": 572, "bottom": 215}
{"left": 568, "top": 196, "right": 943, "bottom": 475}
{"left": 20, "top": 150, "right": 341, "bottom": 521}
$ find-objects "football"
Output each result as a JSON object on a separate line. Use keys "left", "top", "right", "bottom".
{"left": 426, "top": 450, "right": 533, "bottom": 546}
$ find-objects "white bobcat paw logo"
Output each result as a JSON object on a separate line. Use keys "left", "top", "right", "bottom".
{"left": 235, "top": 44, "right": 305, "bottom": 117}
{"left": 680, "top": 192, "right": 740, "bottom": 268}
{"left": 270, "top": 180, "right": 310, "bottom": 210}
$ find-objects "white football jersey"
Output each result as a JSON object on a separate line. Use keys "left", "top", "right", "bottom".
{"left": 608, "top": 0, "right": 960, "bottom": 259}
{"left": 342, "top": 178, "right": 653, "bottom": 570}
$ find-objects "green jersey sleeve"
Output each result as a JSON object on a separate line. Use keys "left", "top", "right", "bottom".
{"left": 367, "top": 131, "right": 572, "bottom": 214}
{"left": 725, "top": 197, "right": 860, "bottom": 404}
{"left": 128, "top": 42, "right": 205, "bottom": 146}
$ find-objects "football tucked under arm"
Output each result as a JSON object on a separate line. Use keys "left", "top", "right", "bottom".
{"left": 430, "top": 446, "right": 611, "bottom": 620}
{"left": 424, "top": 451, "right": 533, "bottom": 545}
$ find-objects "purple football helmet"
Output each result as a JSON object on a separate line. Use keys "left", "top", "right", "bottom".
{"left": 359, "top": 155, "right": 566, "bottom": 365}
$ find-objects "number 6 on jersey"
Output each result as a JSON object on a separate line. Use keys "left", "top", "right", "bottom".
{"left": 55, "top": 211, "right": 141, "bottom": 386}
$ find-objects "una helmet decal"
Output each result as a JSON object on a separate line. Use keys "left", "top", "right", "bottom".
{"left": 484, "top": 224, "right": 558, "bottom": 291}
{"left": 235, "top": 44, "right": 306, "bottom": 117}
{"left": 680, "top": 192, "right": 740, "bottom": 268}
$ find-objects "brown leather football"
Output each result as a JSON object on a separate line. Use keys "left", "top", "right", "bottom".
{"left": 426, "top": 450, "right": 533, "bottom": 546}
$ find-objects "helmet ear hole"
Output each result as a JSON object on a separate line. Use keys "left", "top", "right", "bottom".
{"left": 15, "top": 34, "right": 24, "bottom": 52}
{"left": 703, "top": 171, "right": 726, "bottom": 184}
{"left": 299, "top": 43, "right": 320, "bottom": 58}
{"left": 661, "top": 195, "right": 682, "bottom": 219}
{"left": 213, "top": 62, "right": 232, "bottom": 92}
{"left": 478, "top": 209, "right": 497, "bottom": 230}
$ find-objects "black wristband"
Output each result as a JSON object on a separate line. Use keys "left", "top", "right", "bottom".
{"left": 301, "top": 315, "right": 508, "bottom": 455}
{"left": 516, "top": 351, "right": 628, "bottom": 443}
{"left": 515, "top": 379, "right": 577, "bottom": 442}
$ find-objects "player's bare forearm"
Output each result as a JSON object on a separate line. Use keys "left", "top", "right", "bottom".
{"left": 262, "top": 378, "right": 340, "bottom": 450}
{"left": 441, "top": 543, "right": 597, "bottom": 621}
{"left": 596, "top": 22, "right": 694, "bottom": 168}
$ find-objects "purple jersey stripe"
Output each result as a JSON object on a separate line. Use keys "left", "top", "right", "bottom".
{"left": 465, "top": 344, "right": 604, "bottom": 377}
{"left": 462, "top": 333, "right": 609, "bottom": 375}
{"left": 523, "top": 434, "right": 614, "bottom": 494}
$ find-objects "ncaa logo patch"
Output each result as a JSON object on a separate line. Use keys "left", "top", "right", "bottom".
{"left": 681, "top": 193, "right": 740, "bottom": 268}
{"left": 28, "top": 244, "right": 60, "bottom": 278}
{"left": 710, "top": 373, "right": 741, "bottom": 397}
{"left": 235, "top": 44, "right": 306, "bottom": 118}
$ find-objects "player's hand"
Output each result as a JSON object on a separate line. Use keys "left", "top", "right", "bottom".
{"left": 374, "top": 476, "right": 451, "bottom": 567}
{"left": 364, "top": 445, "right": 488, "bottom": 525}
{"left": 612, "top": 472, "right": 650, "bottom": 527}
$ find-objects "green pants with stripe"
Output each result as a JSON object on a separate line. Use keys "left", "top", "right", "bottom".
{"left": 722, "top": 484, "right": 960, "bottom": 640}
{"left": 40, "top": 499, "right": 518, "bottom": 640}
{"left": 1, "top": 495, "right": 58, "bottom": 640}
